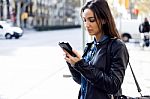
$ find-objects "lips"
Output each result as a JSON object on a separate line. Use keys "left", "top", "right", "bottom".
{"left": 87, "top": 29, "right": 93, "bottom": 33}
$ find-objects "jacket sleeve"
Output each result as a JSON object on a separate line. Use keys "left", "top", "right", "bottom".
{"left": 73, "top": 41, "right": 129, "bottom": 94}
{"left": 67, "top": 62, "right": 81, "bottom": 84}
{"left": 66, "top": 43, "right": 92, "bottom": 85}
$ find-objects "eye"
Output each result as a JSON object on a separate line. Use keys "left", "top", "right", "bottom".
{"left": 89, "top": 18, "right": 96, "bottom": 22}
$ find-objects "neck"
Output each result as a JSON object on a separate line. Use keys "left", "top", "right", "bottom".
{"left": 95, "top": 33, "right": 103, "bottom": 42}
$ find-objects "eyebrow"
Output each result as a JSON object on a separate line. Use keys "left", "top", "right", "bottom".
{"left": 83, "top": 16, "right": 95, "bottom": 19}
{"left": 88, "top": 17, "right": 95, "bottom": 19}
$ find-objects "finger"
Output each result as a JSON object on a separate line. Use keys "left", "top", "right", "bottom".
{"left": 62, "top": 49, "right": 68, "bottom": 54}
{"left": 63, "top": 49, "right": 71, "bottom": 57}
{"left": 72, "top": 49, "right": 81, "bottom": 59}
{"left": 63, "top": 53, "right": 67, "bottom": 58}
{"left": 64, "top": 57, "right": 71, "bottom": 63}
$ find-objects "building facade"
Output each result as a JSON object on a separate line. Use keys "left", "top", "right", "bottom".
{"left": 0, "top": 0, "right": 81, "bottom": 30}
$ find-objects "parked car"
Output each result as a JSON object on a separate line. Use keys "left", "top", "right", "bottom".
{"left": 0, "top": 21, "right": 23, "bottom": 39}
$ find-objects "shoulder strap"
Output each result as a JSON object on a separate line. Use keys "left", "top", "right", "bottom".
{"left": 106, "top": 38, "right": 116, "bottom": 73}
{"left": 106, "top": 38, "right": 123, "bottom": 96}
{"left": 128, "top": 62, "right": 142, "bottom": 96}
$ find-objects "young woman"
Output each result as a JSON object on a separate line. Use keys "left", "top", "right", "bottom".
{"left": 63, "top": 0, "right": 129, "bottom": 99}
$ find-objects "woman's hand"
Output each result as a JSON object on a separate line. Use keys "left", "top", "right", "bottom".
{"left": 64, "top": 49, "right": 81, "bottom": 65}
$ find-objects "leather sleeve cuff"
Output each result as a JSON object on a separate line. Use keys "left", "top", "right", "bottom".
{"left": 74, "top": 59, "right": 85, "bottom": 67}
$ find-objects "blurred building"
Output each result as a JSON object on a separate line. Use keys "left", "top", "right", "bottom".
{"left": 0, "top": 0, "right": 11, "bottom": 20}
{"left": 33, "top": 0, "right": 81, "bottom": 30}
{"left": 0, "top": 0, "right": 81, "bottom": 30}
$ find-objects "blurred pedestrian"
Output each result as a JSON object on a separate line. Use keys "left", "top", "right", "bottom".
{"left": 139, "top": 17, "right": 150, "bottom": 47}
{"left": 62, "top": 0, "right": 129, "bottom": 99}
{"left": 21, "top": 12, "right": 28, "bottom": 28}
{"left": 139, "top": 17, "right": 150, "bottom": 33}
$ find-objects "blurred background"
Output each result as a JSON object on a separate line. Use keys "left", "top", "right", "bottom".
{"left": 0, "top": 0, "right": 149, "bottom": 29}
{"left": 0, "top": 0, "right": 81, "bottom": 30}
{"left": 0, "top": 0, "right": 150, "bottom": 41}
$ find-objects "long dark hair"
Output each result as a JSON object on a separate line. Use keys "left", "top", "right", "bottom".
{"left": 81, "top": 0, "right": 121, "bottom": 39}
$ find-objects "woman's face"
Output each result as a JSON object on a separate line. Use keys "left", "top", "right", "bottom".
{"left": 82, "top": 8, "right": 102, "bottom": 38}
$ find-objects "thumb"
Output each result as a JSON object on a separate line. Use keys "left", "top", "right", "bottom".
{"left": 72, "top": 49, "right": 81, "bottom": 59}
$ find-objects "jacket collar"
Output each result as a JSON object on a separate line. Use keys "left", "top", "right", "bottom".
{"left": 82, "top": 35, "right": 110, "bottom": 57}
{"left": 93, "top": 35, "right": 109, "bottom": 46}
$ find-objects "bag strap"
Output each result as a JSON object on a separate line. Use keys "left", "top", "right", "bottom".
{"left": 128, "top": 62, "right": 142, "bottom": 96}
{"left": 106, "top": 38, "right": 116, "bottom": 73}
{"left": 107, "top": 38, "right": 143, "bottom": 97}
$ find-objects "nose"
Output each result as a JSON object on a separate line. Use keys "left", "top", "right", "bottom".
{"left": 84, "top": 21, "right": 90, "bottom": 28}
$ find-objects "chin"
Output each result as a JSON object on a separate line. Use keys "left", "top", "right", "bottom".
{"left": 89, "top": 33, "right": 94, "bottom": 36}
{"left": 88, "top": 31, "right": 92, "bottom": 33}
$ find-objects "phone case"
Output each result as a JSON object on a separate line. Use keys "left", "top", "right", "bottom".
{"left": 59, "top": 42, "right": 76, "bottom": 57}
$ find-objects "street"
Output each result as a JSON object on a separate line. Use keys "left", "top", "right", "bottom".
{"left": 0, "top": 28, "right": 150, "bottom": 99}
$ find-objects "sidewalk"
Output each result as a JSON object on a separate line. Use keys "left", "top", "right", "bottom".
{"left": 0, "top": 46, "right": 80, "bottom": 99}
{"left": 23, "top": 28, "right": 37, "bottom": 34}
{"left": 0, "top": 34, "right": 150, "bottom": 99}
{"left": 122, "top": 43, "right": 150, "bottom": 97}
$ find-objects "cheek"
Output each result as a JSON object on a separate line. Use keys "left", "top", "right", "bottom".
{"left": 93, "top": 23, "right": 100, "bottom": 32}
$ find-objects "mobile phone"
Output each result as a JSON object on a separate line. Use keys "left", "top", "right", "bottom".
{"left": 58, "top": 42, "right": 76, "bottom": 57}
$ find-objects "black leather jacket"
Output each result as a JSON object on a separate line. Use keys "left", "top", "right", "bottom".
{"left": 67, "top": 38, "right": 129, "bottom": 99}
